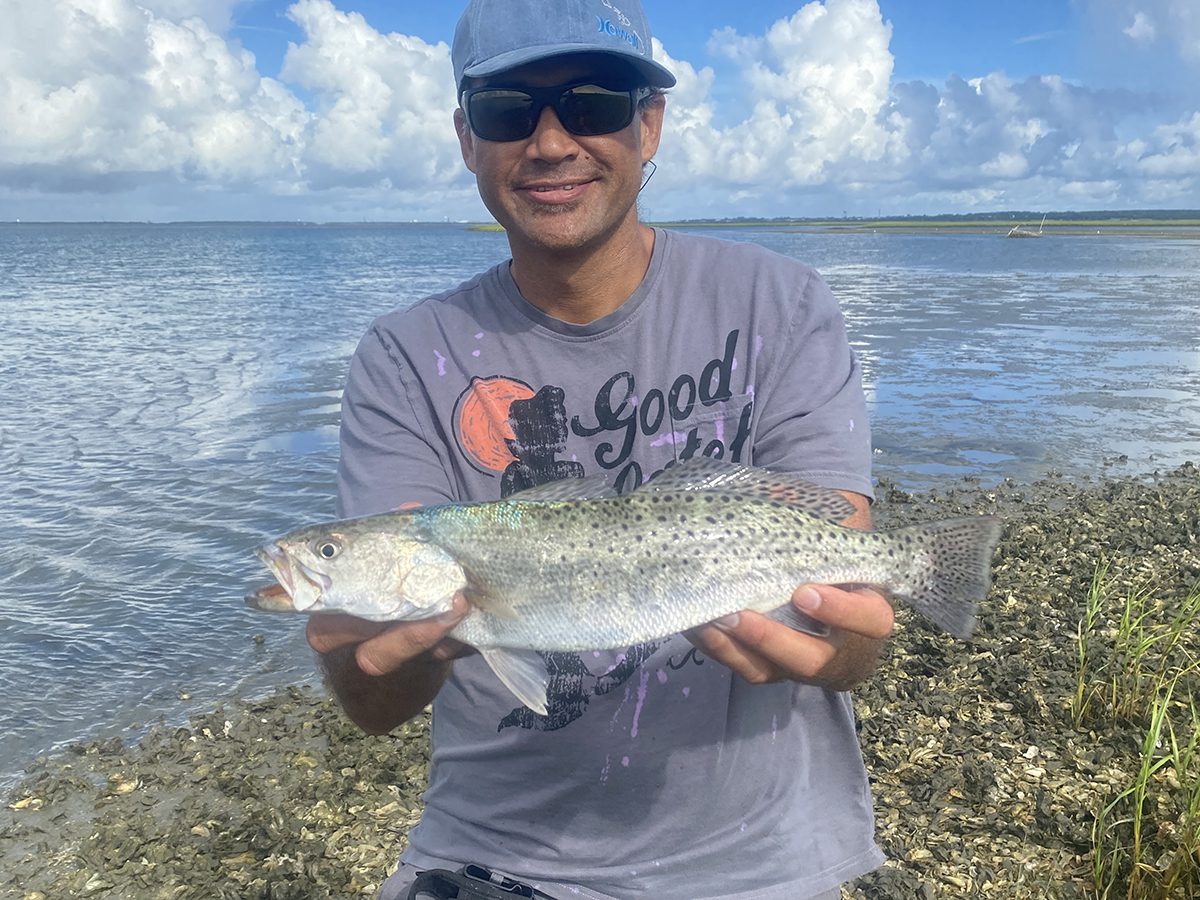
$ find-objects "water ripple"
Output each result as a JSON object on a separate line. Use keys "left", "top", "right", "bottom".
{"left": 1, "top": 222, "right": 1197, "bottom": 786}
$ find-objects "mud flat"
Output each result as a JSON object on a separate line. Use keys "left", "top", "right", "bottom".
{"left": 3, "top": 464, "right": 1199, "bottom": 899}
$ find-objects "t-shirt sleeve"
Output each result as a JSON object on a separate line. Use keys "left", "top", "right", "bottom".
{"left": 336, "top": 324, "right": 456, "bottom": 518}
{"left": 751, "top": 268, "right": 874, "bottom": 501}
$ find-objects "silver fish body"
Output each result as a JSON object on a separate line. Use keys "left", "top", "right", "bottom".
{"left": 248, "top": 459, "right": 1002, "bottom": 713}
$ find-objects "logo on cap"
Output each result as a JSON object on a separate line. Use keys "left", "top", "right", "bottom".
{"left": 602, "top": 0, "right": 632, "bottom": 27}
{"left": 596, "top": 17, "right": 644, "bottom": 53}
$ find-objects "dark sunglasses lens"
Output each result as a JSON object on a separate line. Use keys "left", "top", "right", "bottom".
{"left": 557, "top": 86, "right": 634, "bottom": 136}
{"left": 468, "top": 91, "right": 536, "bottom": 141}
{"left": 467, "top": 85, "right": 637, "bottom": 141}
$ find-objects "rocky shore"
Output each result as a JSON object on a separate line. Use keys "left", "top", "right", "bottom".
{"left": 3, "top": 464, "right": 1198, "bottom": 899}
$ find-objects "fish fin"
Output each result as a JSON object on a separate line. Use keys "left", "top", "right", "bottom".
{"left": 465, "top": 589, "right": 520, "bottom": 620}
{"left": 507, "top": 474, "right": 617, "bottom": 501}
{"left": 896, "top": 516, "right": 1004, "bottom": 639}
{"left": 765, "top": 603, "right": 831, "bottom": 638}
{"left": 479, "top": 648, "right": 549, "bottom": 716}
{"left": 641, "top": 458, "right": 857, "bottom": 521}
{"left": 640, "top": 457, "right": 757, "bottom": 492}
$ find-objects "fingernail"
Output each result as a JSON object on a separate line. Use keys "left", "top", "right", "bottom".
{"left": 795, "top": 587, "right": 822, "bottom": 611}
{"left": 714, "top": 613, "right": 740, "bottom": 630}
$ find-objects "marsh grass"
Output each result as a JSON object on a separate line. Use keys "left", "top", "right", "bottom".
{"left": 1074, "top": 557, "right": 1112, "bottom": 728}
{"left": 1076, "top": 565, "right": 1200, "bottom": 898}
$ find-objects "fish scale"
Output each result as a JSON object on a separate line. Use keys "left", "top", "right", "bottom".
{"left": 247, "top": 457, "right": 1003, "bottom": 714}
{"left": 428, "top": 492, "right": 902, "bottom": 650}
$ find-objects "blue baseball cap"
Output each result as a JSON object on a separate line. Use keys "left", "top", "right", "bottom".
{"left": 452, "top": 0, "right": 677, "bottom": 93}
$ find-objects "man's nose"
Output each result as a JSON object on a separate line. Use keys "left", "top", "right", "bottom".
{"left": 525, "top": 106, "right": 581, "bottom": 161}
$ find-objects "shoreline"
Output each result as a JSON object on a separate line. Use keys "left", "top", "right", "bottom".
{"left": 3, "top": 464, "right": 1199, "bottom": 898}
{"left": 469, "top": 220, "right": 1200, "bottom": 238}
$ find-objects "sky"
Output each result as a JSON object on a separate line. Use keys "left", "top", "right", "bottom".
{"left": 2, "top": 0, "right": 1198, "bottom": 222}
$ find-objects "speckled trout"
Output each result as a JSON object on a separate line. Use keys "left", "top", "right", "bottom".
{"left": 246, "top": 458, "right": 1001, "bottom": 714}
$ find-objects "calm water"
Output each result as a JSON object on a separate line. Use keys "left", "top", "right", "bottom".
{"left": 1, "top": 222, "right": 1197, "bottom": 784}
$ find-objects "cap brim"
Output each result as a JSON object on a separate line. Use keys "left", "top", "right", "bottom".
{"left": 462, "top": 44, "right": 676, "bottom": 89}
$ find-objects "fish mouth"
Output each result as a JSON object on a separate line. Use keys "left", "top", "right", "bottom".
{"left": 244, "top": 581, "right": 296, "bottom": 613}
{"left": 246, "top": 543, "right": 329, "bottom": 613}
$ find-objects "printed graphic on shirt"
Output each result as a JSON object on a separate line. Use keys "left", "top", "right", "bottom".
{"left": 452, "top": 330, "right": 753, "bottom": 492}
{"left": 453, "top": 375, "right": 537, "bottom": 473}
{"left": 449, "top": 329, "right": 754, "bottom": 731}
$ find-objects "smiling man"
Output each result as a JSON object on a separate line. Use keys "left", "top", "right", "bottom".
{"left": 307, "top": 1, "right": 893, "bottom": 898}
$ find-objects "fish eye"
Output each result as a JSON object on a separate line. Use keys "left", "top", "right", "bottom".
{"left": 315, "top": 539, "right": 341, "bottom": 560}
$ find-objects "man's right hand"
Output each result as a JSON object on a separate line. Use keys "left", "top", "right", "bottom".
{"left": 306, "top": 595, "right": 471, "bottom": 733}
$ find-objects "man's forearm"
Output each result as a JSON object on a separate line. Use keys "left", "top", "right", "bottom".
{"left": 320, "top": 645, "right": 451, "bottom": 734}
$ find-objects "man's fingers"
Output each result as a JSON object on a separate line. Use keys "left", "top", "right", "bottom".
{"left": 792, "top": 584, "right": 894, "bottom": 640}
{"left": 355, "top": 597, "right": 470, "bottom": 677}
{"left": 684, "top": 622, "right": 783, "bottom": 685}
{"left": 306, "top": 596, "right": 471, "bottom": 676}
{"left": 306, "top": 614, "right": 391, "bottom": 655}
{"left": 718, "top": 610, "right": 838, "bottom": 681}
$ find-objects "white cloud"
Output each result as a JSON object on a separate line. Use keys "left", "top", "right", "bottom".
{"left": 138, "top": 0, "right": 243, "bottom": 32}
{"left": 1124, "top": 11, "right": 1156, "bottom": 42}
{"left": 655, "top": 0, "right": 899, "bottom": 193}
{"left": 0, "top": 0, "right": 309, "bottom": 189}
{"left": 0, "top": 0, "right": 1198, "bottom": 219}
{"left": 281, "top": 0, "right": 462, "bottom": 187}
{"left": 0, "top": 0, "right": 472, "bottom": 212}
{"left": 649, "top": 0, "right": 1193, "bottom": 214}
{"left": 1081, "top": 0, "right": 1200, "bottom": 63}
{"left": 1124, "top": 111, "right": 1200, "bottom": 178}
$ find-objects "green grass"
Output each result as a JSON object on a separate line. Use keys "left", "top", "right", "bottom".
{"left": 1075, "top": 565, "right": 1200, "bottom": 898}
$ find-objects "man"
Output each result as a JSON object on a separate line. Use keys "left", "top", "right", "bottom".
{"left": 308, "top": 1, "right": 895, "bottom": 897}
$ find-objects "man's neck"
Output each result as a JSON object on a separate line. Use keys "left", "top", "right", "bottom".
{"left": 508, "top": 222, "right": 656, "bottom": 325}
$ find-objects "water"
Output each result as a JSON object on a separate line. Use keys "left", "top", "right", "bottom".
{"left": 1, "top": 222, "right": 1197, "bottom": 784}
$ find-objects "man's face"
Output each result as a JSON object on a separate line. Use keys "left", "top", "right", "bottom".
{"left": 454, "top": 55, "right": 665, "bottom": 257}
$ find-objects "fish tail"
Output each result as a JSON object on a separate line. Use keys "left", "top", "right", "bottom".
{"left": 893, "top": 516, "right": 1003, "bottom": 639}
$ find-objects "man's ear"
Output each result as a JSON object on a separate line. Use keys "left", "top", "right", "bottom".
{"left": 454, "top": 108, "right": 477, "bottom": 174}
{"left": 638, "top": 93, "right": 666, "bottom": 164}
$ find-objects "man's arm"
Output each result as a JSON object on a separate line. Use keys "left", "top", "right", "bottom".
{"left": 685, "top": 490, "right": 894, "bottom": 692}
{"left": 308, "top": 599, "right": 470, "bottom": 734}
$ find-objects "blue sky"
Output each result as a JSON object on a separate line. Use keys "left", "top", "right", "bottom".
{"left": 2, "top": 0, "right": 1198, "bottom": 221}
{"left": 233, "top": 1, "right": 1080, "bottom": 85}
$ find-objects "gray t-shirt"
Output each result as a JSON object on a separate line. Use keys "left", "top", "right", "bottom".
{"left": 337, "top": 228, "right": 884, "bottom": 899}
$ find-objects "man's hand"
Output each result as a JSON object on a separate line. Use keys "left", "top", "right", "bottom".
{"left": 306, "top": 595, "right": 471, "bottom": 675}
{"left": 306, "top": 595, "right": 471, "bottom": 733}
{"left": 685, "top": 583, "right": 894, "bottom": 692}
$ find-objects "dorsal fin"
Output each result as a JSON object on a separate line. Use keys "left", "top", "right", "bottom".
{"left": 507, "top": 474, "right": 617, "bottom": 502}
{"left": 638, "top": 458, "right": 858, "bottom": 522}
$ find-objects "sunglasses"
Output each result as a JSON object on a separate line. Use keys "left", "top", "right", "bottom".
{"left": 461, "top": 81, "right": 652, "bottom": 143}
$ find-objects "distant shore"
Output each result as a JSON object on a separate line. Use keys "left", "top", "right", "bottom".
{"left": 3, "top": 464, "right": 1199, "bottom": 898}
{"left": 8, "top": 216, "right": 1200, "bottom": 238}
{"left": 468, "top": 217, "right": 1200, "bottom": 238}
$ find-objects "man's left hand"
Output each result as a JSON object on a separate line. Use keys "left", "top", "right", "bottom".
{"left": 684, "top": 583, "right": 894, "bottom": 692}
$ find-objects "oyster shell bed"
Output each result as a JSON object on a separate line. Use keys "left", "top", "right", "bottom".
{"left": 2, "top": 464, "right": 1198, "bottom": 899}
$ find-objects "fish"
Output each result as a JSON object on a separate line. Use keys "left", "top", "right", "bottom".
{"left": 246, "top": 458, "right": 1002, "bottom": 715}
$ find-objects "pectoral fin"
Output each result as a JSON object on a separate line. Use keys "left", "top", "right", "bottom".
{"left": 479, "top": 648, "right": 550, "bottom": 716}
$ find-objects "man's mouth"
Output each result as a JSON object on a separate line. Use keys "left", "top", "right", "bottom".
{"left": 521, "top": 180, "right": 593, "bottom": 204}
